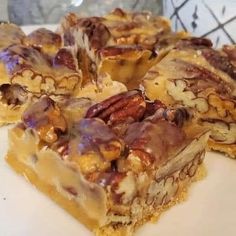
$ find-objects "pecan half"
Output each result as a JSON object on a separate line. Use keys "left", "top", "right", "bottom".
{"left": 146, "top": 107, "right": 190, "bottom": 127}
{"left": 175, "top": 37, "right": 213, "bottom": 49}
{"left": 201, "top": 48, "right": 236, "bottom": 81}
{"left": 85, "top": 90, "right": 146, "bottom": 126}
{"left": 93, "top": 171, "right": 126, "bottom": 188}
{"left": 144, "top": 99, "right": 166, "bottom": 117}
{"left": 0, "top": 84, "right": 27, "bottom": 105}
{"left": 124, "top": 119, "right": 186, "bottom": 167}
{"left": 78, "top": 17, "right": 110, "bottom": 50}
{"left": 72, "top": 118, "right": 124, "bottom": 162}
{"left": 0, "top": 44, "right": 51, "bottom": 75}
{"left": 175, "top": 59, "right": 233, "bottom": 95}
{"left": 22, "top": 96, "right": 67, "bottom": 143}
{"left": 53, "top": 48, "right": 76, "bottom": 70}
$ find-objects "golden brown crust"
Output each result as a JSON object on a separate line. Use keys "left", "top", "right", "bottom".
{"left": 208, "top": 140, "right": 236, "bottom": 158}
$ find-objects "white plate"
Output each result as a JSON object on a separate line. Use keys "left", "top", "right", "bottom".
{"left": 1, "top": 26, "right": 236, "bottom": 236}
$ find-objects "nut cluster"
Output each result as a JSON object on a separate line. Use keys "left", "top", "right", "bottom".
{"left": 85, "top": 89, "right": 189, "bottom": 130}
{"left": 83, "top": 90, "right": 189, "bottom": 178}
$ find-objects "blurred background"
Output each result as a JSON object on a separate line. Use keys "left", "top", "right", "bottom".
{"left": 1, "top": 0, "right": 162, "bottom": 24}
{"left": 0, "top": 0, "right": 235, "bottom": 46}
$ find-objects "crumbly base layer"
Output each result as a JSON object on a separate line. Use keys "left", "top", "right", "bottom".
{"left": 96, "top": 164, "right": 206, "bottom": 236}
{"left": 6, "top": 153, "right": 206, "bottom": 236}
{"left": 208, "top": 139, "right": 236, "bottom": 159}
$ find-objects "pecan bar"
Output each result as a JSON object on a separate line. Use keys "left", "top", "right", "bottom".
{"left": 58, "top": 8, "right": 187, "bottom": 87}
{"left": 6, "top": 91, "right": 209, "bottom": 236}
{"left": 143, "top": 37, "right": 236, "bottom": 158}
{"left": 0, "top": 43, "right": 126, "bottom": 125}
{"left": 0, "top": 37, "right": 82, "bottom": 125}
{"left": 0, "top": 23, "right": 128, "bottom": 125}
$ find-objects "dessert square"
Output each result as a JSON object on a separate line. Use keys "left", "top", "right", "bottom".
{"left": 59, "top": 8, "right": 187, "bottom": 87}
{"left": 143, "top": 37, "right": 236, "bottom": 158}
{"left": 0, "top": 24, "right": 127, "bottom": 125}
{"left": 6, "top": 91, "right": 209, "bottom": 236}
{"left": 0, "top": 43, "right": 81, "bottom": 125}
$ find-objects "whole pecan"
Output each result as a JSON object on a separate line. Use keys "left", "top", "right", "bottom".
{"left": 85, "top": 90, "right": 146, "bottom": 126}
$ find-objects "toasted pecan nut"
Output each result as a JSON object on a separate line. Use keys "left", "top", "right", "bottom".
{"left": 54, "top": 48, "right": 76, "bottom": 70}
{"left": 85, "top": 90, "right": 146, "bottom": 126}
{"left": 175, "top": 37, "right": 213, "bottom": 49}
{"left": 72, "top": 118, "right": 124, "bottom": 162}
{"left": 91, "top": 171, "right": 127, "bottom": 203}
{"left": 78, "top": 17, "right": 110, "bottom": 50}
{"left": 144, "top": 99, "right": 166, "bottom": 117}
{"left": 23, "top": 96, "right": 67, "bottom": 143}
{"left": 201, "top": 48, "right": 236, "bottom": 81}
{"left": 99, "top": 140, "right": 124, "bottom": 161}
{"left": 175, "top": 60, "right": 233, "bottom": 95}
{"left": 124, "top": 119, "right": 186, "bottom": 166}
{"left": 146, "top": 107, "right": 190, "bottom": 127}
{"left": 0, "top": 84, "right": 27, "bottom": 106}
{"left": 0, "top": 44, "right": 50, "bottom": 75}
